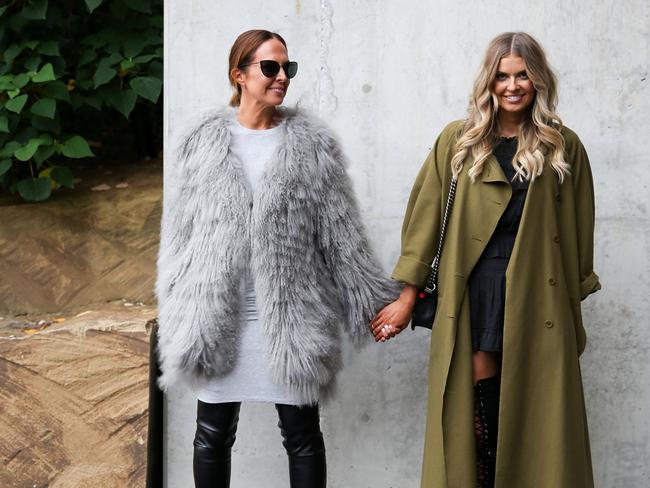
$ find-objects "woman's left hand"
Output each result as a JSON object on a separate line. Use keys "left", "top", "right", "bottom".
{"left": 369, "top": 285, "right": 417, "bottom": 341}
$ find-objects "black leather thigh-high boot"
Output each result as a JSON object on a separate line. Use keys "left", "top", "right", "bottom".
{"left": 276, "top": 403, "right": 327, "bottom": 488}
{"left": 193, "top": 401, "right": 241, "bottom": 488}
{"left": 474, "top": 376, "right": 500, "bottom": 488}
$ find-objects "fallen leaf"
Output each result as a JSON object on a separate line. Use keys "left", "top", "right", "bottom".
{"left": 22, "top": 321, "right": 51, "bottom": 334}
{"left": 91, "top": 184, "right": 111, "bottom": 191}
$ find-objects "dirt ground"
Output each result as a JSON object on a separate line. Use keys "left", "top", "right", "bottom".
{"left": 0, "top": 160, "right": 162, "bottom": 487}
{"left": 0, "top": 159, "right": 162, "bottom": 314}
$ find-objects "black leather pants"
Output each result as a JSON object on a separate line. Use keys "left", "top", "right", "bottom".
{"left": 193, "top": 401, "right": 326, "bottom": 488}
{"left": 276, "top": 403, "right": 327, "bottom": 488}
{"left": 193, "top": 401, "right": 240, "bottom": 488}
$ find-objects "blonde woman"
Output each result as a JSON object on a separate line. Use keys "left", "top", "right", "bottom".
{"left": 371, "top": 32, "right": 600, "bottom": 487}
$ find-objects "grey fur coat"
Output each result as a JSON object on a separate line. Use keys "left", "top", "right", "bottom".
{"left": 156, "top": 106, "right": 399, "bottom": 402}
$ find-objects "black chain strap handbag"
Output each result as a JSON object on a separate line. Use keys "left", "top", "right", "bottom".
{"left": 411, "top": 176, "right": 458, "bottom": 330}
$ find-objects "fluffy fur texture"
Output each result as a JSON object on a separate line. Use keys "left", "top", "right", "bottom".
{"left": 156, "top": 106, "right": 400, "bottom": 403}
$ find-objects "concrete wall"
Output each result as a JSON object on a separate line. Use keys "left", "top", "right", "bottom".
{"left": 164, "top": 1, "right": 650, "bottom": 486}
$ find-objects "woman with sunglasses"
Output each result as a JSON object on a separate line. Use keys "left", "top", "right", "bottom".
{"left": 156, "top": 29, "right": 397, "bottom": 488}
{"left": 371, "top": 32, "right": 600, "bottom": 487}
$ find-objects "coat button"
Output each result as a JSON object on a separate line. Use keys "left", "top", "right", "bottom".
{"left": 553, "top": 235, "right": 560, "bottom": 243}
{"left": 545, "top": 320, "right": 554, "bottom": 328}
{"left": 548, "top": 278, "right": 556, "bottom": 286}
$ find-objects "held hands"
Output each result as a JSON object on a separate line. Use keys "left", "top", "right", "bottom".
{"left": 369, "top": 285, "right": 418, "bottom": 342}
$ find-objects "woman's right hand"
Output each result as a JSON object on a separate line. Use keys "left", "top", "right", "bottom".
{"left": 369, "top": 284, "right": 418, "bottom": 341}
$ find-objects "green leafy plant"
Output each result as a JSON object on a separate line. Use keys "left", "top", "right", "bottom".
{"left": 0, "top": 0, "right": 163, "bottom": 201}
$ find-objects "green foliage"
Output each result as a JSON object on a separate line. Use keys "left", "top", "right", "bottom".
{"left": 61, "top": 135, "right": 94, "bottom": 158}
{"left": 0, "top": 0, "right": 163, "bottom": 201}
{"left": 17, "top": 176, "right": 51, "bottom": 201}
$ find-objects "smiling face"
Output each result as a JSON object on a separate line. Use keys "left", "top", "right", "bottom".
{"left": 492, "top": 55, "right": 536, "bottom": 119}
{"left": 234, "top": 38, "right": 290, "bottom": 108}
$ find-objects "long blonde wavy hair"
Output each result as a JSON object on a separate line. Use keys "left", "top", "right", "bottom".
{"left": 451, "top": 32, "right": 571, "bottom": 183}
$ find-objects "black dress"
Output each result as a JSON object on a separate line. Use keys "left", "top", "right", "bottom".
{"left": 469, "top": 137, "right": 528, "bottom": 352}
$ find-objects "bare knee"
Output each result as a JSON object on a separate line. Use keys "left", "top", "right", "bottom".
{"left": 472, "top": 351, "right": 500, "bottom": 384}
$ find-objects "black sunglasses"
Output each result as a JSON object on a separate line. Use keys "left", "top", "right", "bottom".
{"left": 239, "top": 60, "right": 298, "bottom": 79}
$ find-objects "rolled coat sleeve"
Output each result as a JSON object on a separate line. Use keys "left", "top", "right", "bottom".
{"left": 569, "top": 136, "right": 602, "bottom": 300}
{"left": 392, "top": 123, "right": 458, "bottom": 287}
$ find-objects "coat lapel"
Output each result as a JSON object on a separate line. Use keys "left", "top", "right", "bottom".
{"left": 440, "top": 161, "right": 512, "bottom": 317}
{"left": 480, "top": 155, "right": 510, "bottom": 184}
{"left": 460, "top": 156, "right": 512, "bottom": 258}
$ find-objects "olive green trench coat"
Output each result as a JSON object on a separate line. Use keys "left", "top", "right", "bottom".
{"left": 392, "top": 121, "right": 601, "bottom": 488}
